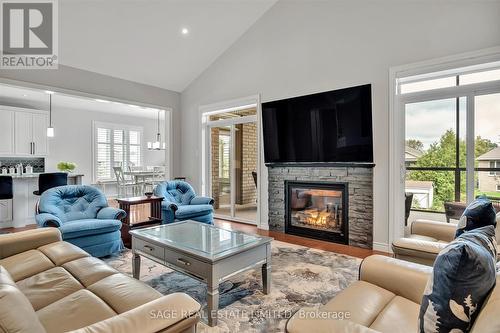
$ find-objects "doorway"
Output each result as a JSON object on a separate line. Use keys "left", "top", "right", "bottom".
{"left": 203, "top": 108, "right": 258, "bottom": 224}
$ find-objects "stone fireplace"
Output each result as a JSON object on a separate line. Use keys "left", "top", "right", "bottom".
{"left": 268, "top": 164, "right": 373, "bottom": 249}
{"left": 285, "top": 181, "right": 348, "bottom": 244}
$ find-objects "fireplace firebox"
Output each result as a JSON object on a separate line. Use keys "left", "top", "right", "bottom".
{"left": 285, "top": 181, "right": 348, "bottom": 244}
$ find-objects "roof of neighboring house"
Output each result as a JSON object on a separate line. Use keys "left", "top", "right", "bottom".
{"left": 405, "top": 180, "right": 434, "bottom": 190}
{"left": 405, "top": 146, "right": 423, "bottom": 162}
{"left": 477, "top": 147, "right": 500, "bottom": 161}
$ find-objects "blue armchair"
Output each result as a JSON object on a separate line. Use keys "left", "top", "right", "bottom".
{"left": 153, "top": 181, "right": 214, "bottom": 224}
{"left": 35, "top": 185, "right": 126, "bottom": 257}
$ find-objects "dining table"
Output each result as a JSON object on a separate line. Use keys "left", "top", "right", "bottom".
{"left": 123, "top": 170, "right": 165, "bottom": 183}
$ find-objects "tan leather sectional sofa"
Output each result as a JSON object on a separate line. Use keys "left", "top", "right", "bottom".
{"left": 285, "top": 255, "right": 500, "bottom": 333}
{"left": 0, "top": 228, "right": 201, "bottom": 333}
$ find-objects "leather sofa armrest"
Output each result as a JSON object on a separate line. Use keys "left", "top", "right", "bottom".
{"left": 392, "top": 238, "right": 448, "bottom": 266}
{"left": 285, "top": 307, "right": 380, "bottom": 333}
{"left": 359, "top": 255, "right": 431, "bottom": 304}
{"left": 69, "top": 293, "right": 201, "bottom": 333}
{"left": 97, "top": 207, "right": 127, "bottom": 220}
{"left": 190, "top": 196, "right": 215, "bottom": 206}
{"left": 35, "top": 213, "right": 63, "bottom": 228}
{"left": 411, "top": 219, "right": 456, "bottom": 242}
{"left": 0, "top": 228, "right": 62, "bottom": 259}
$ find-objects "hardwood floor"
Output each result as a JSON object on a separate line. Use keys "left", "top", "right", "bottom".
{"left": 1, "top": 200, "right": 389, "bottom": 260}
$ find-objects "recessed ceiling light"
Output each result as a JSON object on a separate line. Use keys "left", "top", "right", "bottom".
{"left": 22, "top": 94, "right": 28, "bottom": 97}
{"left": 44, "top": 90, "right": 55, "bottom": 95}
{"left": 95, "top": 99, "right": 110, "bottom": 103}
{"left": 181, "top": 27, "right": 189, "bottom": 35}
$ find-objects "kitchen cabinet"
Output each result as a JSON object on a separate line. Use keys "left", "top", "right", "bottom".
{"left": 0, "top": 110, "right": 14, "bottom": 155}
{"left": 4, "top": 106, "right": 50, "bottom": 156}
{"left": 31, "top": 113, "right": 49, "bottom": 155}
{"left": 14, "top": 111, "right": 33, "bottom": 155}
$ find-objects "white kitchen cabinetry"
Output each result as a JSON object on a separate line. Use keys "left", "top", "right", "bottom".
{"left": 0, "top": 110, "right": 14, "bottom": 155}
{"left": 31, "top": 113, "right": 49, "bottom": 155}
{"left": 0, "top": 106, "right": 49, "bottom": 156}
{"left": 14, "top": 111, "right": 33, "bottom": 155}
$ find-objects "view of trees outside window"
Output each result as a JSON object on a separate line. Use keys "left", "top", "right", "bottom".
{"left": 404, "top": 93, "right": 500, "bottom": 212}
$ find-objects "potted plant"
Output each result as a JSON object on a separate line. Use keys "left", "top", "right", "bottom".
{"left": 57, "top": 161, "right": 77, "bottom": 173}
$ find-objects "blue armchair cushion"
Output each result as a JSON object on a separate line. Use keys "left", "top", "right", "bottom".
{"left": 97, "top": 207, "right": 126, "bottom": 220}
{"left": 455, "top": 196, "right": 497, "bottom": 238}
{"left": 39, "top": 185, "right": 108, "bottom": 223}
{"left": 154, "top": 181, "right": 196, "bottom": 205}
{"left": 190, "top": 196, "right": 215, "bottom": 205}
{"left": 59, "top": 219, "right": 122, "bottom": 240}
{"left": 419, "top": 225, "right": 497, "bottom": 332}
{"left": 36, "top": 213, "right": 62, "bottom": 227}
{"left": 161, "top": 200, "right": 179, "bottom": 212}
{"left": 175, "top": 205, "right": 213, "bottom": 219}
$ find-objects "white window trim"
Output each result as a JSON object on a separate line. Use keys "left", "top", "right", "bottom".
{"left": 388, "top": 46, "right": 500, "bottom": 252}
{"left": 92, "top": 121, "right": 144, "bottom": 182}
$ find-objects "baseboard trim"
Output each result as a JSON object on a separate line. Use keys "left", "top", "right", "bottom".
{"left": 373, "top": 242, "right": 391, "bottom": 253}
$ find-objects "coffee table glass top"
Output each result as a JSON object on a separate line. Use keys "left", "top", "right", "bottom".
{"left": 133, "top": 221, "right": 269, "bottom": 258}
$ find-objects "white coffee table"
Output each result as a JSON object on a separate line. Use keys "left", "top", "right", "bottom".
{"left": 130, "top": 221, "right": 273, "bottom": 326}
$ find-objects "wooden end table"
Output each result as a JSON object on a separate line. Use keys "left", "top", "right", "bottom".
{"left": 116, "top": 196, "right": 164, "bottom": 248}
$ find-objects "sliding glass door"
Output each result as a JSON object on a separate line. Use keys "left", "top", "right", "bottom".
{"left": 204, "top": 108, "right": 258, "bottom": 224}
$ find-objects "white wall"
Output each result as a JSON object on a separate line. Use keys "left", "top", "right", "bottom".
{"left": 180, "top": 0, "right": 500, "bottom": 249}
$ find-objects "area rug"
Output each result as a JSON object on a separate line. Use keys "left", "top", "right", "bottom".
{"left": 104, "top": 241, "right": 361, "bottom": 332}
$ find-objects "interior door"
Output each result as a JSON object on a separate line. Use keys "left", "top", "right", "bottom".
{"left": 14, "top": 111, "right": 33, "bottom": 155}
{"left": 32, "top": 113, "right": 49, "bottom": 156}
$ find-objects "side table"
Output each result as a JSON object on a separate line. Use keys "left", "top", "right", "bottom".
{"left": 116, "top": 196, "right": 164, "bottom": 248}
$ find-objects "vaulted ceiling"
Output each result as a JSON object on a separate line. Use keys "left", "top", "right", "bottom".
{"left": 58, "top": 0, "right": 277, "bottom": 92}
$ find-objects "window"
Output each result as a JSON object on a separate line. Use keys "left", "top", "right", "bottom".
{"left": 497, "top": 185, "right": 500, "bottom": 192}
{"left": 93, "top": 122, "right": 143, "bottom": 181}
{"left": 490, "top": 161, "right": 500, "bottom": 176}
{"left": 218, "top": 133, "right": 230, "bottom": 179}
{"left": 399, "top": 61, "right": 500, "bottom": 95}
{"left": 401, "top": 64, "right": 500, "bottom": 212}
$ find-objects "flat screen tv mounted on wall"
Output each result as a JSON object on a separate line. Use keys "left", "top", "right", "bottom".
{"left": 262, "top": 84, "right": 373, "bottom": 165}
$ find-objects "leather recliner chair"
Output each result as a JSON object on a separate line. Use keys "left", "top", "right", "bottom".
{"left": 392, "top": 214, "right": 500, "bottom": 266}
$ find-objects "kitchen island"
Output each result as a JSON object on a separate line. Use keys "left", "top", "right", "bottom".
{"left": 1, "top": 173, "right": 84, "bottom": 228}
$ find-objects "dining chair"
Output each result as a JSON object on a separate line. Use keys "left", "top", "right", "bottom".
{"left": 144, "top": 166, "right": 165, "bottom": 192}
{"left": 113, "top": 166, "right": 142, "bottom": 197}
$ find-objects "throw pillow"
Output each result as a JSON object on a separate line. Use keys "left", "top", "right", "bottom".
{"left": 455, "top": 196, "right": 497, "bottom": 238}
{"left": 419, "top": 225, "right": 497, "bottom": 333}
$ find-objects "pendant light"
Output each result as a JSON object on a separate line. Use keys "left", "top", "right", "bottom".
{"left": 147, "top": 110, "right": 165, "bottom": 150}
{"left": 46, "top": 91, "right": 55, "bottom": 137}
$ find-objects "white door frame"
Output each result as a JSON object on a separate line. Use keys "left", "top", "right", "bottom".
{"left": 388, "top": 47, "right": 500, "bottom": 250}
{"left": 200, "top": 95, "right": 264, "bottom": 227}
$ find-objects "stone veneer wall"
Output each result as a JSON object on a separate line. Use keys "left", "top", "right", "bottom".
{"left": 268, "top": 166, "right": 374, "bottom": 249}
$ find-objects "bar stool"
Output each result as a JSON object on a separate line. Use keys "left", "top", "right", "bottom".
{"left": 33, "top": 173, "right": 68, "bottom": 196}
{"left": 0, "top": 176, "right": 13, "bottom": 222}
